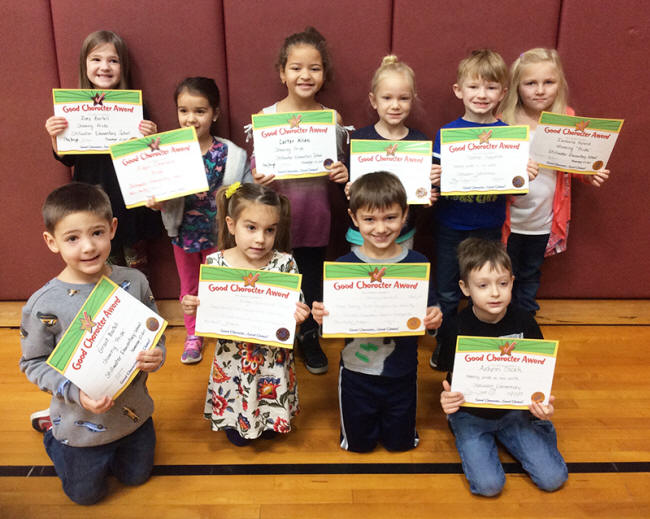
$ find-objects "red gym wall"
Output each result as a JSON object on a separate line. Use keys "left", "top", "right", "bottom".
{"left": 1, "top": 1, "right": 647, "bottom": 300}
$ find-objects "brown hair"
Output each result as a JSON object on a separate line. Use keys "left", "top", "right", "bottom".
{"left": 276, "top": 26, "right": 332, "bottom": 84}
{"left": 370, "top": 55, "right": 416, "bottom": 97}
{"left": 349, "top": 171, "right": 407, "bottom": 214}
{"left": 457, "top": 238, "right": 512, "bottom": 283}
{"left": 456, "top": 49, "right": 508, "bottom": 87}
{"left": 79, "top": 30, "right": 131, "bottom": 89}
{"left": 215, "top": 183, "right": 291, "bottom": 252}
{"left": 43, "top": 182, "right": 113, "bottom": 233}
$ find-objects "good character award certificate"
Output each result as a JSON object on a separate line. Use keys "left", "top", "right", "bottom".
{"left": 46, "top": 277, "right": 167, "bottom": 401}
{"left": 53, "top": 89, "right": 143, "bottom": 154}
{"left": 440, "top": 125, "right": 530, "bottom": 195}
{"left": 530, "top": 112, "right": 624, "bottom": 174}
{"left": 195, "top": 265, "right": 302, "bottom": 349}
{"left": 350, "top": 140, "right": 432, "bottom": 204}
{"left": 451, "top": 336, "right": 559, "bottom": 409}
{"left": 251, "top": 109, "right": 338, "bottom": 179}
{"left": 110, "top": 127, "right": 209, "bottom": 208}
{"left": 322, "top": 262, "right": 430, "bottom": 338}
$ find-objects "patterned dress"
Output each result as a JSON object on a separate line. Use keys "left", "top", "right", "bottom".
{"left": 203, "top": 250, "right": 300, "bottom": 438}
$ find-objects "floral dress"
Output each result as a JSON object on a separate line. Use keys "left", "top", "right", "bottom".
{"left": 203, "top": 250, "right": 300, "bottom": 438}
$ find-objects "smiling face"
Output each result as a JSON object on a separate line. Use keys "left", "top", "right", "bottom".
{"left": 44, "top": 211, "right": 117, "bottom": 284}
{"left": 349, "top": 202, "right": 407, "bottom": 259}
{"left": 453, "top": 76, "right": 505, "bottom": 123}
{"left": 226, "top": 202, "right": 280, "bottom": 268}
{"left": 176, "top": 89, "right": 218, "bottom": 144}
{"left": 517, "top": 62, "right": 560, "bottom": 115}
{"left": 85, "top": 42, "right": 121, "bottom": 89}
{"left": 459, "top": 263, "right": 514, "bottom": 323}
{"left": 370, "top": 71, "right": 414, "bottom": 132}
{"left": 280, "top": 44, "right": 325, "bottom": 102}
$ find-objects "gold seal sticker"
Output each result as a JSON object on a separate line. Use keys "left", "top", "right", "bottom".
{"left": 406, "top": 317, "right": 421, "bottom": 330}
{"left": 323, "top": 158, "right": 334, "bottom": 170}
{"left": 416, "top": 187, "right": 428, "bottom": 198}
{"left": 276, "top": 327, "right": 290, "bottom": 341}
{"left": 146, "top": 317, "right": 159, "bottom": 331}
{"left": 512, "top": 176, "right": 525, "bottom": 188}
{"left": 592, "top": 160, "right": 604, "bottom": 170}
{"left": 531, "top": 391, "right": 545, "bottom": 403}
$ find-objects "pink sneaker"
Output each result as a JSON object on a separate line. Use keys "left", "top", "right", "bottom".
{"left": 30, "top": 409, "right": 52, "bottom": 433}
{"left": 181, "top": 335, "right": 204, "bottom": 364}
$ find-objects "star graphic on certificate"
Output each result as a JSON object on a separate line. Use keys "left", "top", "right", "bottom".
{"left": 147, "top": 137, "right": 161, "bottom": 151}
{"left": 575, "top": 120, "right": 590, "bottom": 131}
{"left": 79, "top": 311, "right": 96, "bottom": 333}
{"left": 385, "top": 143, "right": 398, "bottom": 156}
{"left": 288, "top": 114, "right": 302, "bottom": 128}
{"left": 243, "top": 273, "right": 260, "bottom": 287}
{"left": 499, "top": 341, "right": 516, "bottom": 356}
{"left": 91, "top": 92, "right": 106, "bottom": 106}
{"left": 368, "top": 267, "right": 386, "bottom": 283}
{"left": 478, "top": 129, "right": 492, "bottom": 143}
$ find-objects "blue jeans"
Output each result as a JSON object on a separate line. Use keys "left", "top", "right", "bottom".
{"left": 436, "top": 223, "right": 502, "bottom": 318}
{"left": 44, "top": 417, "right": 156, "bottom": 505}
{"left": 506, "top": 232, "right": 550, "bottom": 313}
{"left": 448, "top": 410, "right": 567, "bottom": 496}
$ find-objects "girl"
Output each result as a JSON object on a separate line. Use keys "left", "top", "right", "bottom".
{"left": 45, "top": 30, "right": 161, "bottom": 272}
{"left": 150, "top": 77, "right": 252, "bottom": 364}
{"left": 346, "top": 55, "right": 438, "bottom": 249}
{"left": 181, "top": 183, "right": 310, "bottom": 445}
{"left": 252, "top": 27, "right": 348, "bottom": 375}
{"left": 499, "top": 48, "right": 610, "bottom": 313}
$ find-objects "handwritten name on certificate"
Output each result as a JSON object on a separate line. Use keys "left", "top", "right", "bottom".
{"left": 53, "top": 89, "right": 143, "bottom": 154}
{"left": 440, "top": 125, "right": 530, "bottom": 195}
{"left": 252, "top": 109, "right": 337, "bottom": 179}
{"left": 350, "top": 140, "right": 432, "bottom": 205}
{"left": 530, "top": 112, "right": 624, "bottom": 174}
{"left": 322, "top": 262, "right": 430, "bottom": 338}
{"left": 451, "top": 336, "right": 559, "bottom": 409}
{"left": 195, "top": 265, "right": 302, "bottom": 349}
{"left": 46, "top": 277, "right": 167, "bottom": 401}
{"left": 110, "top": 127, "right": 209, "bottom": 208}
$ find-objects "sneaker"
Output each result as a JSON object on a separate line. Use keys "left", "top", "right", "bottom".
{"left": 429, "top": 351, "right": 438, "bottom": 369}
{"left": 30, "top": 409, "right": 52, "bottom": 433}
{"left": 181, "top": 335, "right": 203, "bottom": 364}
{"left": 299, "top": 329, "right": 328, "bottom": 374}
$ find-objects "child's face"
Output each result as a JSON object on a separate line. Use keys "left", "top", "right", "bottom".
{"left": 349, "top": 203, "right": 407, "bottom": 258}
{"left": 518, "top": 62, "right": 560, "bottom": 114}
{"left": 43, "top": 211, "right": 117, "bottom": 284}
{"left": 369, "top": 72, "right": 413, "bottom": 130}
{"left": 176, "top": 89, "right": 218, "bottom": 143}
{"left": 226, "top": 202, "right": 279, "bottom": 268}
{"left": 86, "top": 43, "right": 121, "bottom": 89}
{"left": 459, "top": 263, "right": 513, "bottom": 323}
{"left": 453, "top": 76, "right": 505, "bottom": 122}
{"left": 280, "top": 44, "right": 324, "bottom": 101}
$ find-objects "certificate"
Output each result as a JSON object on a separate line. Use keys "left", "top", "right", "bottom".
{"left": 350, "top": 140, "right": 432, "bottom": 204}
{"left": 252, "top": 109, "right": 337, "bottom": 179}
{"left": 110, "top": 127, "right": 209, "bottom": 208}
{"left": 530, "top": 112, "right": 624, "bottom": 174}
{"left": 53, "top": 89, "right": 143, "bottom": 154}
{"left": 440, "top": 125, "right": 530, "bottom": 195}
{"left": 451, "top": 336, "right": 559, "bottom": 409}
{"left": 322, "top": 262, "right": 430, "bottom": 338}
{"left": 46, "top": 277, "right": 167, "bottom": 401}
{"left": 195, "top": 265, "right": 302, "bottom": 349}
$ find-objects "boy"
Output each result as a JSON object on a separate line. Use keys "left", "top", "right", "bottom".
{"left": 20, "top": 182, "right": 165, "bottom": 505}
{"left": 438, "top": 238, "right": 567, "bottom": 496}
{"left": 312, "top": 172, "right": 442, "bottom": 452}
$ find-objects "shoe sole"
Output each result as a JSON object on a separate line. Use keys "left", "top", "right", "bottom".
{"left": 304, "top": 361, "right": 328, "bottom": 375}
{"left": 181, "top": 354, "right": 203, "bottom": 364}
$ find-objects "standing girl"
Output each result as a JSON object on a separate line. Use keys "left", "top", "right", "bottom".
{"left": 181, "top": 183, "right": 310, "bottom": 445}
{"left": 151, "top": 77, "right": 251, "bottom": 363}
{"left": 499, "top": 48, "right": 610, "bottom": 313}
{"left": 45, "top": 30, "right": 161, "bottom": 272}
{"left": 346, "top": 55, "right": 438, "bottom": 249}
{"left": 252, "top": 27, "right": 349, "bottom": 374}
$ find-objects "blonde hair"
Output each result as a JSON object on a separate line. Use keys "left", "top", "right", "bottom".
{"left": 499, "top": 48, "right": 568, "bottom": 124}
{"left": 79, "top": 31, "right": 131, "bottom": 89}
{"left": 456, "top": 49, "right": 508, "bottom": 87}
{"left": 370, "top": 55, "right": 416, "bottom": 97}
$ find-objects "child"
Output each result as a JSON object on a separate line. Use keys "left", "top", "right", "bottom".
{"left": 312, "top": 172, "right": 442, "bottom": 452}
{"left": 149, "top": 77, "right": 251, "bottom": 364}
{"left": 252, "top": 27, "right": 349, "bottom": 375}
{"left": 181, "top": 183, "right": 310, "bottom": 446}
{"left": 346, "top": 55, "right": 438, "bottom": 249}
{"left": 45, "top": 30, "right": 161, "bottom": 272}
{"left": 19, "top": 182, "right": 165, "bottom": 505}
{"left": 438, "top": 237, "right": 567, "bottom": 496}
{"left": 499, "top": 48, "right": 610, "bottom": 313}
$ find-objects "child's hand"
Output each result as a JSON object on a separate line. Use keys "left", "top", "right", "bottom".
{"left": 589, "top": 169, "right": 610, "bottom": 187}
{"left": 328, "top": 161, "right": 349, "bottom": 184}
{"left": 136, "top": 347, "right": 164, "bottom": 372}
{"left": 146, "top": 196, "right": 163, "bottom": 211}
{"left": 424, "top": 306, "right": 443, "bottom": 330}
{"left": 139, "top": 120, "right": 158, "bottom": 136}
{"left": 529, "top": 395, "right": 555, "bottom": 421}
{"left": 294, "top": 301, "right": 310, "bottom": 324}
{"left": 527, "top": 158, "right": 539, "bottom": 181}
{"left": 440, "top": 380, "right": 464, "bottom": 415}
{"left": 252, "top": 167, "right": 276, "bottom": 186}
{"left": 80, "top": 391, "right": 114, "bottom": 414}
{"left": 181, "top": 295, "right": 200, "bottom": 315}
{"left": 311, "top": 301, "right": 328, "bottom": 325}
{"left": 45, "top": 116, "right": 68, "bottom": 137}
{"left": 344, "top": 181, "right": 351, "bottom": 200}
{"left": 430, "top": 164, "right": 441, "bottom": 186}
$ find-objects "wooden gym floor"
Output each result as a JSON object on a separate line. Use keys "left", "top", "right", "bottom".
{"left": 0, "top": 300, "right": 649, "bottom": 518}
